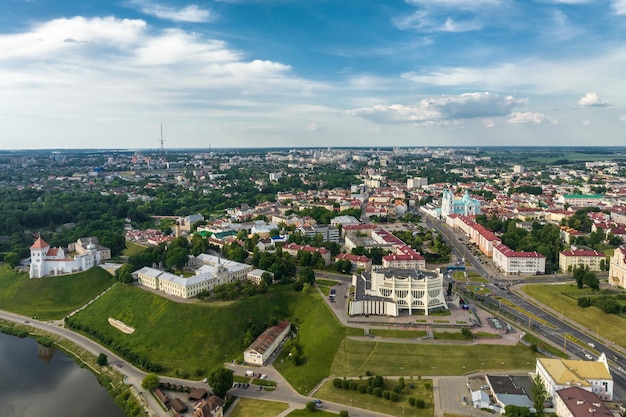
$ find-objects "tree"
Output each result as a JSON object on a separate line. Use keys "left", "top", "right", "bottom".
{"left": 297, "top": 267, "right": 315, "bottom": 285}
{"left": 305, "top": 401, "right": 317, "bottom": 412}
{"left": 3, "top": 252, "right": 20, "bottom": 267}
{"left": 96, "top": 353, "right": 108, "bottom": 366}
{"left": 461, "top": 328, "right": 474, "bottom": 340}
{"left": 115, "top": 263, "right": 135, "bottom": 284}
{"left": 339, "top": 411, "right": 349, "bottom": 417}
{"left": 165, "top": 246, "right": 188, "bottom": 271}
{"left": 142, "top": 373, "right": 160, "bottom": 391}
{"left": 207, "top": 367, "right": 234, "bottom": 398}
{"left": 532, "top": 374, "right": 547, "bottom": 416}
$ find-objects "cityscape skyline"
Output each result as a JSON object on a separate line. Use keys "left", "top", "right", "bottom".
{"left": 2, "top": 0, "right": 626, "bottom": 149}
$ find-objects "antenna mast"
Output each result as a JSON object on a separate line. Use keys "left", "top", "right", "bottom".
{"left": 160, "top": 124, "right": 165, "bottom": 156}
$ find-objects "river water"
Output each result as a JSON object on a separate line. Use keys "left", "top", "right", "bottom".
{"left": 0, "top": 332, "right": 125, "bottom": 417}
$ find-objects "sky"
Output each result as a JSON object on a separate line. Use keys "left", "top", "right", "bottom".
{"left": 1, "top": 0, "right": 626, "bottom": 150}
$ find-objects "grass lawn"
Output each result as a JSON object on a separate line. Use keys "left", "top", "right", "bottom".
{"left": 369, "top": 329, "right": 427, "bottom": 339}
{"left": 122, "top": 241, "right": 147, "bottom": 257}
{"left": 434, "top": 331, "right": 465, "bottom": 340}
{"left": 316, "top": 279, "right": 339, "bottom": 287}
{"left": 286, "top": 409, "right": 336, "bottom": 417}
{"left": 273, "top": 291, "right": 346, "bottom": 394}
{"left": 0, "top": 265, "right": 115, "bottom": 320}
{"left": 228, "top": 398, "right": 289, "bottom": 417}
{"left": 522, "top": 333, "right": 568, "bottom": 358}
{"left": 70, "top": 283, "right": 309, "bottom": 377}
{"left": 521, "top": 284, "right": 626, "bottom": 347}
{"left": 316, "top": 378, "right": 434, "bottom": 417}
{"left": 331, "top": 339, "right": 539, "bottom": 377}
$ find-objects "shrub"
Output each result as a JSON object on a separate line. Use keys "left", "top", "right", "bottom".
{"left": 382, "top": 390, "right": 391, "bottom": 400}
{"left": 339, "top": 411, "right": 349, "bottom": 417}
{"left": 408, "top": 397, "right": 416, "bottom": 406}
{"left": 358, "top": 384, "right": 367, "bottom": 393}
{"left": 305, "top": 401, "right": 317, "bottom": 412}
{"left": 424, "top": 382, "right": 431, "bottom": 390}
{"left": 349, "top": 381, "right": 358, "bottom": 390}
{"left": 390, "top": 392, "right": 400, "bottom": 402}
{"left": 341, "top": 380, "right": 351, "bottom": 389}
{"left": 366, "top": 386, "right": 373, "bottom": 394}
{"left": 373, "top": 387, "right": 382, "bottom": 397}
{"left": 333, "top": 378, "right": 342, "bottom": 388}
{"left": 415, "top": 399, "right": 426, "bottom": 409}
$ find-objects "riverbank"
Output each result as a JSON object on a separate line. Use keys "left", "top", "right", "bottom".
{"left": 0, "top": 320, "right": 150, "bottom": 417}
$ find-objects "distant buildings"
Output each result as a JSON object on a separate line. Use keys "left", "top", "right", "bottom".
{"left": 558, "top": 194, "right": 604, "bottom": 207}
{"left": 29, "top": 236, "right": 108, "bottom": 279}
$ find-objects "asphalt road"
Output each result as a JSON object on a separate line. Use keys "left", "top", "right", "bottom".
{"left": 425, "top": 217, "right": 626, "bottom": 401}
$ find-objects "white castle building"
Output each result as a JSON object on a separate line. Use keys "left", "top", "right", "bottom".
{"left": 349, "top": 268, "right": 448, "bottom": 317}
{"left": 29, "top": 236, "right": 103, "bottom": 278}
{"left": 134, "top": 254, "right": 266, "bottom": 299}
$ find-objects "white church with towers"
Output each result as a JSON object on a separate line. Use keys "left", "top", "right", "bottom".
{"left": 440, "top": 188, "right": 481, "bottom": 218}
{"left": 29, "top": 236, "right": 105, "bottom": 278}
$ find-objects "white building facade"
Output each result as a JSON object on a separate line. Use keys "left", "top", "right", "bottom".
{"left": 29, "top": 236, "right": 103, "bottom": 279}
{"left": 609, "top": 246, "right": 626, "bottom": 288}
{"left": 350, "top": 268, "right": 448, "bottom": 316}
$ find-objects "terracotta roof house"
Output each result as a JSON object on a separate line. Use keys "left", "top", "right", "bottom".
{"left": 244, "top": 321, "right": 291, "bottom": 366}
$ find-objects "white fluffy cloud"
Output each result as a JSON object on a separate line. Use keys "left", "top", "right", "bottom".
{"left": 0, "top": 16, "right": 146, "bottom": 61}
{"left": 620, "top": 115, "right": 626, "bottom": 123}
{"left": 578, "top": 92, "right": 609, "bottom": 107}
{"left": 507, "top": 112, "right": 557, "bottom": 125}
{"left": 347, "top": 92, "right": 526, "bottom": 124}
{"left": 126, "top": 0, "right": 214, "bottom": 22}
{"left": 0, "top": 15, "right": 322, "bottom": 134}
{"left": 613, "top": 0, "right": 626, "bottom": 15}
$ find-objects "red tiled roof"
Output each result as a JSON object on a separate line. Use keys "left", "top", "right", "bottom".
{"left": 335, "top": 253, "right": 371, "bottom": 263}
{"left": 494, "top": 243, "right": 546, "bottom": 258}
{"left": 560, "top": 250, "right": 605, "bottom": 257}
{"left": 30, "top": 236, "right": 49, "bottom": 249}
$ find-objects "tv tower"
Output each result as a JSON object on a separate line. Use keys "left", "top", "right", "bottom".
{"left": 159, "top": 124, "right": 165, "bottom": 156}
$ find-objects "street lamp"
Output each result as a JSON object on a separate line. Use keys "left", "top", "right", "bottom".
{"left": 501, "top": 362, "right": 505, "bottom": 374}
{"left": 350, "top": 394, "right": 353, "bottom": 407}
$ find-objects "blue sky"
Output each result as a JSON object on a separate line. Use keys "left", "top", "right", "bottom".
{"left": 2, "top": 0, "right": 626, "bottom": 149}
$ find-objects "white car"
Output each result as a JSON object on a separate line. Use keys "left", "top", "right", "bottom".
{"left": 588, "top": 342, "right": 596, "bottom": 348}
{"left": 585, "top": 354, "right": 594, "bottom": 360}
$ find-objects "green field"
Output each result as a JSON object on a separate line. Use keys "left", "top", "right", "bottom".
{"left": 316, "top": 378, "right": 434, "bottom": 417}
{"left": 274, "top": 291, "right": 346, "bottom": 394}
{"left": 122, "top": 241, "right": 148, "bottom": 257}
{"left": 521, "top": 284, "right": 626, "bottom": 347}
{"left": 369, "top": 329, "right": 427, "bottom": 339}
{"left": 331, "top": 338, "right": 539, "bottom": 377}
{"left": 0, "top": 266, "right": 115, "bottom": 320}
{"left": 228, "top": 398, "right": 289, "bottom": 417}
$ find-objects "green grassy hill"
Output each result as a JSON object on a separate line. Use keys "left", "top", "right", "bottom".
{"left": 68, "top": 283, "right": 316, "bottom": 377}
{"left": 0, "top": 265, "right": 115, "bottom": 320}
